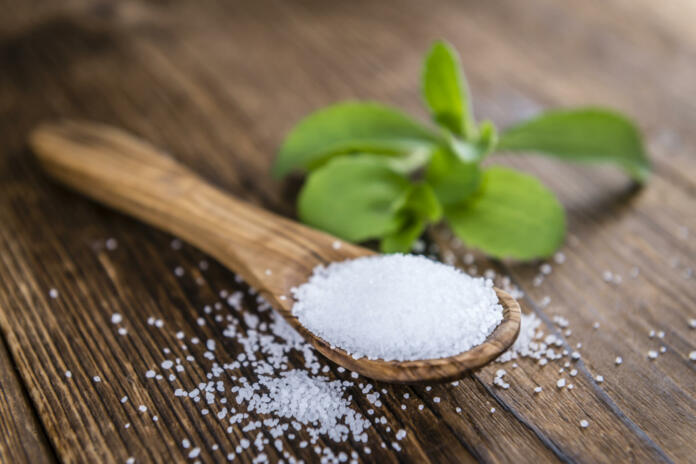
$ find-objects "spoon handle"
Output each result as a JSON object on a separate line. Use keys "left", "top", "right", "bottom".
{"left": 29, "top": 121, "right": 366, "bottom": 307}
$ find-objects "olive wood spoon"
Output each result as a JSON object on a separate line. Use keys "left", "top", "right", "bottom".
{"left": 30, "top": 120, "right": 521, "bottom": 384}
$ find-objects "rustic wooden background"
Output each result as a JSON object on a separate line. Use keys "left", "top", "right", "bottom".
{"left": 0, "top": 0, "right": 694, "bottom": 462}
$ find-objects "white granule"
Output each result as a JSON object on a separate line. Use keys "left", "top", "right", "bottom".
{"left": 490, "top": 407, "right": 496, "bottom": 413}
{"left": 120, "top": 396, "right": 128, "bottom": 403}
{"left": 48, "top": 288, "right": 59, "bottom": 299}
{"left": 556, "top": 378, "right": 566, "bottom": 388}
{"left": 395, "top": 429, "right": 407, "bottom": 440}
{"left": 689, "top": 319, "right": 696, "bottom": 329}
{"left": 595, "top": 375, "right": 604, "bottom": 383}
{"left": 93, "top": 376, "right": 101, "bottom": 383}
{"left": 65, "top": 370, "right": 72, "bottom": 378}
{"left": 188, "top": 448, "right": 200, "bottom": 458}
{"left": 496, "top": 313, "right": 542, "bottom": 363}
{"left": 647, "top": 350, "right": 658, "bottom": 360}
{"left": 182, "top": 439, "right": 190, "bottom": 448}
{"left": 105, "top": 238, "right": 118, "bottom": 250}
{"left": 533, "top": 386, "right": 542, "bottom": 393}
{"left": 689, "top": 351, "right": 696, "bottom": 361}
{"left": 118, "top": 328, "right": 128, "bottom": 336}
{"left": 580, "top": 419, "right": 589, "bottom": 428}
{"left": 246, "top": 370, "right": 370, "bottom": 443}
{"left": 291, "top": 254, "right": 503, "bottom": 361}
{"left": 111, "top": 313, "right": 122, "bottom": 324}
{"left": 146, "top": 370, "right": 155, "bottom": 378}
{"left": 615, "top": 357, "right": 623, "bottom": 365}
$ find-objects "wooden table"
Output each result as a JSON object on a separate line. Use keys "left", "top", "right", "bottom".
{"left": 1, "top": 1, "right": 694, "bottom": 462}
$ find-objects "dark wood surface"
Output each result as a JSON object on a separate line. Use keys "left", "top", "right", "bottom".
{"left": 0, "top": 0, "right": 694, "bottom": 462}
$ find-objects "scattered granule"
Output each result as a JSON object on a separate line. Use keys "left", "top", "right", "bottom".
{"left": 124, "top": 423, "right": 130, "bottom": 429}
{"left": 396, "top": 429, "right": 407, "bottom": 440}
{"left": 118, "top": 327, "right": 128, "bottom": 336}
{"left": 455, "top": 407, "right": 462, "bottom": 413}
{"left": 188, "top": 448, "right": 200, "bottom": 458}
{"left": 126, "top": 457, "right": 135, "bottom": 464}
{"left": 146, "top": 370, "right": 156, "bottom": 378}
{"left": 433, "top": 397, "right": 441, "bottom": 403}
{"left": 569, "top": 369, "right": 577, "bottom": 377}
{"left": 111, "top": 313, "right": 123, "bottom": 324}
{"left": 580, "top": 419, "right": 590, "bottom": 428}
{"left": 174, "top": 266, "right": 184, "bottom": 277}
{"left": 533, "top": 386, "right": 542, "bottom": 393}
{"left": 615, "top": 357, "right": 623, "bottom": 365}
{"left": 647, "top": 350, "right": 658, "bottom": 360}
{"left": 65, "top": 370, "right": 72, "bottom": 378}
{"left": 332, "top": 241, "right": 342, "bottom": 250}
{"left": 291, "top": 254, "right": 503, "bottom": 361}
{"left": 595, "top": 375, "right": 604, "bottom": 383}
{"left": 120, "top": 396, "right": 128, "bottom": 404}
{"left": 567, "top": 384, "right": 574, "bottom": 390}
{"left": 496, "top": 313, "right": 543, "bottom": 363}
{"left": 48, "top": 288, "right": 59, "bottom": 299}
{"left": 490, "top": 407, "right": 496, "bottom": 413}
{"left": 689, "top": 351, "right": 696, "bottom": 361}
{"left": 105, "top": 238, "right": 118, "bottom": 250}
{"left": 689, "top": 319, "right": 696, "bottom": 329}
{"left": 93, "top": 376, "right": 101, "bottom": 383}
{"left": 592, "top": 322, "right": 600, "bottom": 330}
{"left": 554, "top": 252, "right": 566, "bottom": 264}
{"left": 161, "top": 360, "right": 173, "bottom": 369}
{"left": 171, "top": 239, "right": 182, "bottom": 250}
{"left": 657, "top": 331, "right": 665, "bottom": 339}
{"left": 182, "top": 439, "right": 190, "bottom": 448}
{"left": 556, "top": 379, "right": 566, "bottom": 389}
{"left": 244, "top": 370, "right": 370, "bottom": 443}
{"left": 659, "top": 346, "right": 667, "bottom": 354}
{"left": 138, "top": 405, "right": 147, "bottom": 412}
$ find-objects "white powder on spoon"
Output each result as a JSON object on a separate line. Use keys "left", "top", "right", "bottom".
{"left": 291, "top": 254, "right": 503, "bottom": 361}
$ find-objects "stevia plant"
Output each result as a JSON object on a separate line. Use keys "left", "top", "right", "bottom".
{"left": 272, "top": 40, "right": 650, "bottom": 260}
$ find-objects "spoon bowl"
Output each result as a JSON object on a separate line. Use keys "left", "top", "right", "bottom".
{"left": 30, "top": 120, "right": 521, "bottom": 383}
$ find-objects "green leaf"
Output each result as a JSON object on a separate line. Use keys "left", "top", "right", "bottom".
{"left": 273, "top": 102, "right": 440, "bottom": 178}
{"left": 297, "top": 155, "right": 412, "bottom": 242}
{"left": 380, "top": 217, "right": 427, "bottom": 253}
{"left": 425, "top": 148, "right": 481, "bottom": 207}
{"left": 498, "top": 108, "right": 650, "bottom": 183}
{"left": 422, "top": 40, "right": 475, "bottom": 138}
{"left": 402, "top": 182, "right": 443, "bottom": 222}
{"left": 380, "top": 183, "right": 442, "bottom": 253}
{"left": 446, "top": 166, "right": 565, "bottom": 260}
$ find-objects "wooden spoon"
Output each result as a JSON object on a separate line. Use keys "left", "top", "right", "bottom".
{"left": 29, "top": 120, "right": 521, "bottom": 384}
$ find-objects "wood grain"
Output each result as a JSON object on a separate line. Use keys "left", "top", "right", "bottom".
{"left": 0, "top": 337, "right": 56, "bottom": 463}
{"left": 0, "top": 0, "right": 694, "bottom": 462}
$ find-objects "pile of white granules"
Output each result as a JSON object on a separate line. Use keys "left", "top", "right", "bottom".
{"left": 291, "top": 254, "right": 504, "bottom": 361}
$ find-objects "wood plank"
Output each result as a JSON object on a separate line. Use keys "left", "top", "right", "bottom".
{"left": 0, "top": 0, "right": 693, "bottom": 462}
{"left": 0, "top": 334, "right": 56, "bottom": 463}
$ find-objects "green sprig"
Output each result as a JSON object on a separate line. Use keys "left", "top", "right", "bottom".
{"left": 273, "top": 40, "right": 650, "bottom": 260}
